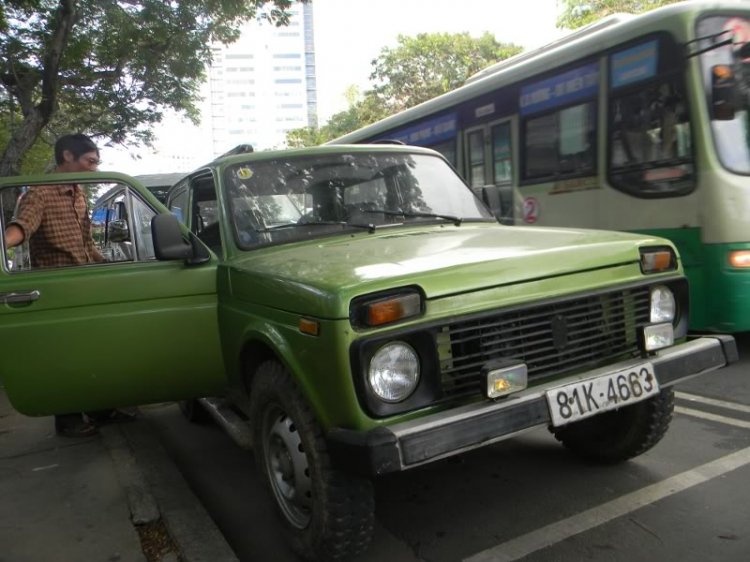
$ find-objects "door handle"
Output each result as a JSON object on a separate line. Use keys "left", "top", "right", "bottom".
{"left": 0, "top": 290, "right": 41, "bottom": 303}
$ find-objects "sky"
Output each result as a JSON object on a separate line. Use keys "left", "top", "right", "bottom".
{"left": 104, "top": 0, "right": 565, "bottom": 173}
{"left": 312, "top": 0, "right": 564, "bottom": 122}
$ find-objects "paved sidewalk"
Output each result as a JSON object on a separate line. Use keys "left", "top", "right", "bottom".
{"left": 0, "top": 387, "right": 147, "bottom": 562}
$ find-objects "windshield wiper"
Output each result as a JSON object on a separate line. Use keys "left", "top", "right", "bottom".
{"left": 614, "top": 158, "right": 693, "bottom": 174}
{"left": 256, "top": 221, "right": 374, "bottom": 233}
{"left": 356, "top": 209, "right": 463, "bottom": 226}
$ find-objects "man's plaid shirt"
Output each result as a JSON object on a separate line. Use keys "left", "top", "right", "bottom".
{"left": 10, "top": 184, "right": 99, "bottom": 269}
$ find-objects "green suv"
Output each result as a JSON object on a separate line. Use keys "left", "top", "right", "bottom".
{"left": 0, "top": 145, "right": 736, "bottom": 561}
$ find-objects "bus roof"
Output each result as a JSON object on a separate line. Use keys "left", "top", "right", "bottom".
{"left": 330, "top": 1, "right": 746, "bottom": 145}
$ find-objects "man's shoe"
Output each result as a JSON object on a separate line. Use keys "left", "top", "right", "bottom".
{"left": 56, "top": 421, "right": 98, "bottom": 437}
{"left": 87, "top": 409, "right": 137, "bottom": 425}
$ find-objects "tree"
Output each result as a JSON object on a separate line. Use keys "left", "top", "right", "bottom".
{"left": 287, "top": 32, "right": 522, "bottom": 148}
{"left": 0, "top": 0, "right": 302, "bottom": 176}
{"left": 370, "top": 32, "right": 523, "bottom": 112}
{"left": 286, "top": 88, "right": 389, "bottom": 148}
{"left": 556, "top": 0, "right": 683, "bottom": 29}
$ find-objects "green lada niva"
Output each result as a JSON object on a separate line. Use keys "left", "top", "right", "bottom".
{"left": 0, "top": 145, "right": 736, "bottom": 561}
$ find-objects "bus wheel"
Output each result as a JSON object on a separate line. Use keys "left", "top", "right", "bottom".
{"left": 250, "top": 360, "right": 375, "bottom": 561}
{"left": 552, "top": 388, "right": 674, "bottom": 464}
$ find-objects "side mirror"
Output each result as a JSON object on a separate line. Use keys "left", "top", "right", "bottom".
{"left": 481, "top": 185, "right": 503, "bottom": 219}
{"left": 711, "top": 64, "right": 737, "bottom": 121}
{"left": 151, "top": 213, "right": 194, "bottom": 260}
{"left": 108, "top": 219, "right": 130, "bottom": 243}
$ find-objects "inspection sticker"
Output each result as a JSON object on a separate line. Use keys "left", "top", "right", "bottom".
{"left": 237, "top": 167, "right": 254, "bottom": 179}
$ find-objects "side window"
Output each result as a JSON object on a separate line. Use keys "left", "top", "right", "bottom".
{"left": 609, "top": 79, "right": 694, "bottom": 197}
{"left": 192, "top": 178, "right": 222, "bottom": 255}
{"left": 103, "top": 192, "right": 134, "bottom": 262}
{"left": 467, "top": 130, "right": 486, "bottom": 188}
{"left": 492, "top": 122, "right": 513, "bottom": 184}
{"left": 168, "top": 188, "right": 188, "bottom": 224}
{"left": 131, "top": 197, "right": 156, "bottom": 260}
{"left": 523, "top": 102, "right": 597, "bottom": 182}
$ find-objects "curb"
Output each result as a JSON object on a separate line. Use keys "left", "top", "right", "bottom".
{"left": 101, "top": 418, "right": 240, "bottom": 562}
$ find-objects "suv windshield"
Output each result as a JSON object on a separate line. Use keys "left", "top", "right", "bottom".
{"left": 698, "top": 15, "right": 750, "bottom": 174}
{"left": 224, "top": 151, "right": 494, "bottom": 248}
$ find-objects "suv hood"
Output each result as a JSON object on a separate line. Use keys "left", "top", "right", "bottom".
{"left": 228, "top": 224, "right": 669, "bottom": 318}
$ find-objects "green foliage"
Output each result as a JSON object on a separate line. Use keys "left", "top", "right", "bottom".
{"left": 0, "top": 0, "right": 303, "bottom": 175}
{"left": 286, "top": 89, "right": 389, "bottom": 148}
{"left": 556, "top": 0, "right": 683, "bottom": 29}
{"left": 287, "top": 32, "right": 522, "bottom": 148}
{"left": 370, "top": 32, "right": 523, "bottom": 112}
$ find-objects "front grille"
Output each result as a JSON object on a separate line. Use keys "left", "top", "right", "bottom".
{"left": 437, "top": 285, "right": 651, "bottom": 401}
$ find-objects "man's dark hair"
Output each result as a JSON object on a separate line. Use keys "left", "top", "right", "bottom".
{"left": 54, "top": 134, "right": 99, "bottom": 165}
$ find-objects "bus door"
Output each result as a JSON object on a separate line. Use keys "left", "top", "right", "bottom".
{"left": 464, "top": 117, "right": 516, "bottom": 224}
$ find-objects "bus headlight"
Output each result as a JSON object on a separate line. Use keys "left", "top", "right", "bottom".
{"left": 650, "top": 285, "right": 676, "bottom": 323}
{"left": 368, "top": 342, "right": 420, "bottom": 403}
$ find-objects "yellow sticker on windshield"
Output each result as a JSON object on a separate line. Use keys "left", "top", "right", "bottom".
{"left": 237, "top": 167, "right": 253, "bottom": 179}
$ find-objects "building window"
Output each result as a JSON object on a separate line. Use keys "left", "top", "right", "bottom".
{"left": 273, "top": 66, "right": 302, "bottom": 72}
{"left": 226, "top": 54, "right": 254, "bottom": 60}
{"left": 278, "top": 104, "right": 304, "bottom": 109}
{"left": 275, "top": 78, "right": 302, "bottom": 84}
{"left": 273, "top": 53, "right": 302, "bottom": 59}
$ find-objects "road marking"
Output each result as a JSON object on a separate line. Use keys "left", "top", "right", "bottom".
{"left": 463, "top": 445, "right": 750, "bottom": 562}
{"left": 675, "top": 406, "right": 750, "bottom": 430}
{"left": 675, "top": 392, "right": 750, "bottom": 415}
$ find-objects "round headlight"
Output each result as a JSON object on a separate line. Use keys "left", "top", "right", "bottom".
{"left": 650, "top": 285, "right": 676, "bottom": 323}
{"left": 368, "top": 342, "right": 420, "bottom": 403}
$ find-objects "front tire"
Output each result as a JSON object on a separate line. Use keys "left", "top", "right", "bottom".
{"left": 552, "top": 387, "right": 675, "bottom": 464}
{"left": 249, "top": 360, "right": 375, "bottom": 561}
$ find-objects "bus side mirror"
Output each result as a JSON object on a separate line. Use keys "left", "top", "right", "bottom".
{"left": 711, "top": 64, "right": 737, "bottom": 121}
{"left": 151, "top": 213, "right": 194, "bottom": 261}
{"left": 481, "top": 185, "right": 503, "bottom": 220}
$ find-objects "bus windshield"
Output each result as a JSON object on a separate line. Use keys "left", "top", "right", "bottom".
{"left": 698, "top": 15, "right": 750, "bottom": 174}
{"left": 224, "top": 152, "right": 494, "bottom": 249}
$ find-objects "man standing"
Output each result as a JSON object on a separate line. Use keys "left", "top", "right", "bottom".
{"left": 3, "top": 133, "right": 132, "bottom": 436}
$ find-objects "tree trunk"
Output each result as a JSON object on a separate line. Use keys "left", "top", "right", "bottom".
{"left": 0, "top": 108, "right": 47, "bottom": 177}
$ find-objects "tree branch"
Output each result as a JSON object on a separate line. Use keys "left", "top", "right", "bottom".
{"left": 38, "top": 0, "right": 78, "bottom": 118}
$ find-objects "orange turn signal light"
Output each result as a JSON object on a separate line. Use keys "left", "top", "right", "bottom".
{"left": 729, "top": 250, "right": 750, "bottom": 268}
{"left": 299, "top": 318, "right": 320, "bottom": 336}
{"left": 641, "top": 250, "right": 674, "bottom": 273}
{"left": 366, "top": 293, "right": 421, "bottom": 327}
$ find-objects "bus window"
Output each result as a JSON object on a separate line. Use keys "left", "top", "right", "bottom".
{"left": 467, "top": 130, "right": 486, "bottom": 188}
{"left": 523, "top": 102, "right": 596, "bottom": 181}
{"left": 428, "top": 140, "right": 457, "bottom": 168}
{"left": 609, "top": 79, "right": 694, "bottom": 196}
{"left": 492, "top": 123, "right": 512, "bottom": 184}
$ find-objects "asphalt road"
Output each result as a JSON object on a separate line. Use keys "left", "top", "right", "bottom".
{"left": 143, "top": 334, "right": 750, "bottom": 562}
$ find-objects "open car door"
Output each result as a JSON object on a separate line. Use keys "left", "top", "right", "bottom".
{"left": 0, "top": 172, "right": 225, "bottom": 416}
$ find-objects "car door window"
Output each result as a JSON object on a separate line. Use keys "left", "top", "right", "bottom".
{"left": 2, "top": 181, "right": 156, "bottom": 272}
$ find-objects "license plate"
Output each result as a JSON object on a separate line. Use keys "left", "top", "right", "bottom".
{"left": 546, "top": 362, "right": 659, "bottom": 427}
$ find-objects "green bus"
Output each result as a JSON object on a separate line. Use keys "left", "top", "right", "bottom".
{"left": 331, "top": 2, "right": 750, "bottom": 333}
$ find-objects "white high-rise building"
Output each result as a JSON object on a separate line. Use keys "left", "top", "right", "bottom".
{"left": 206, "top": 2, "right": 318, "bottom": 154}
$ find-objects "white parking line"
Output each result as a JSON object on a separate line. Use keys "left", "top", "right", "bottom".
{"left": 675, "top": 406, "right": 750, "bottom": 430}
{"left": 675, "top": 392, "right": 750, "bottom": 415}
{"left": 463, "top": 445, "right": 750, "bottom": 562}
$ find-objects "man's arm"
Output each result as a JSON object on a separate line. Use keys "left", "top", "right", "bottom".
{"left": 6, "top": 188, "right": 46, "bottom": 249}
{"left": 4, "top": 224, "right": 24, "bottom": 248}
